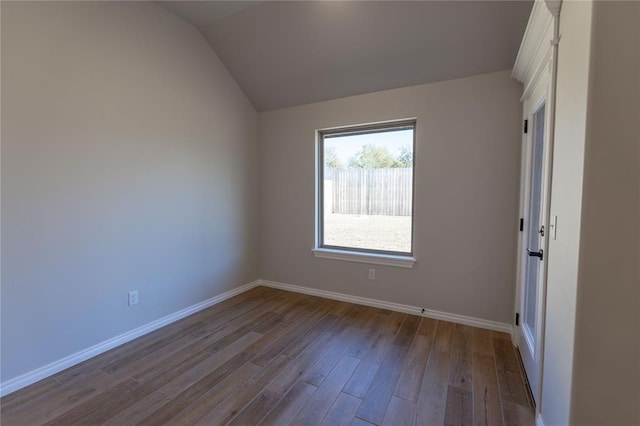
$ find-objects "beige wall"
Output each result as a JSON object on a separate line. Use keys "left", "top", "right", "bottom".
{"left": 1, "top": 1, "right": 258, "bottom": 382}
{"left": 258, "top": 70, "right": 523, "bottom": 324}
{"left": 539, "top": 2, "right": 593, "bottom": 424}
{"left": 571, "top": 1, "right": 640, "bottom": 424}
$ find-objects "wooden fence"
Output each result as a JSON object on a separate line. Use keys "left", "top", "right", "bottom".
{"left": 327, "top": 168, "right": 412, "bottom": 216}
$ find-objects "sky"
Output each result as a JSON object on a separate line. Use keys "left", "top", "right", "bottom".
{"left": 325, "top": 128, "right": 413, "bottom": 164}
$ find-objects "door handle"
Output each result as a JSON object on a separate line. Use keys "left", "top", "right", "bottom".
{"left": 527, "top": 249, "right": 544, "bottom": 260}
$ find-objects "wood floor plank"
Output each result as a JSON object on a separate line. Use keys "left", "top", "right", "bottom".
{"left": 345, "top": 312, "right": 389, "bottom": 359}
{"left": 169, "top": 286, "right": 276, "bottom": 329}
{"left": 1, "top": 380, "right": 99, "bottom": 426}
{"left": 222, "top": 355, "right": 318, "bottom": 426}
{"left": 256, "top": 306, "right": 369, "bottom": 424}
{"left": 502, "top": 400, "right": 535, "bottom": 425}
{"left": 202, "top": 311, "right": 278, "bottom": 353}
{"left": 355, "top": 314, "right": 421, "bottom": 425}
{"left": 48, "top": 342, "right": 230, "bottom": 425}
{"left": 394, "top": 334, "right": 432, "bottom": 401}
{"left": 196, "top": 288, "right": 285, "bottom": 327}
{"left": 342, "top": 311, "right": 405, "bottom": 398}
{"left": 352, "top": 419, "right": 375, "bottom": 426}
{"left": 321, "top": 393, "right": 362, "bottom": 426}
{"left": 449, "top": 324, "right": 473, "bottom": 391}
{"left": 417, "top": 316, "right": 439, "bottom": 337}
{"left": 102, "top": 391, "right": 172, "bottom": 426}
{"left": 50, "top": 321, "right": 186, "bottom": 383}
{"left": 0, "top": 378, "right": 61, "bottom": 414}
{"left": 496, "top": 369, "right": 530, "bottom": 407}
{"left": 162, "top": 362, "right": 260, "bottom": 425}
{"left": 43, "top": 378, "right": 141, "bottom": 426}
{"left": 444, "top": 385, "right": 473, "bottom": 426}
{"left": 54, "top": 333, "right": 256, "bottom": 425}
{"left": 247, "top": 300, "right": 353, "bottom": 371}
{"left": 472, "top": 328, "right": 495, "bottom": 357}
{"left": 100, "top": 321, "right": 210, "bottom": 374}
{"left": 141, "top": 305, "right": 268, "bottom": 357}
{"left": 492, "top": 331, "right": 512, "bottom": 341}
{"left": 197, "top": 355, "right": 292, "bottom": 425}
{"left": 301, "top": 304, "right": 367, "bottom": 386}
{"left": 78, "top": 309, "right": 271, "bottom": 392}
{"left": 291, "top": 355, "right": 360, "bottom": 426}
{"left": 493, "top": 338, "right": 520, "bottom": 372}
{"left": 262, "top": 331, "right": 336, "bottom": 401}
{"left": 147, "top": 334, "right": 263, "bottom": 410}
{"left": 265, "top": 332, "right": 335, "bottom": 410}
{"left": 433, "top": 320, "right": 455, "bottom": 353}
{"left": 228, "top": 391, "right": 283, "bottom": 425}
{"left": 382, "top": 396, "right": 416, "bottom": 426}
{"left": 414, "top": 320, "right": 455, "bottom": 426}
{"left": 133, "top": 333, "right": 263, "bottom": 424}
{"left": 257, "top": 292, "right": 309, "bottom": 318}
{"left": 251, "top": 299, "right": 334, "bottom": 367}
{"left": 260, "top": 380, "right": 318, "bottom": 426}
{"left": 1, "top": 288, "right": 536, "bottom": 426}
{"left": 472, "top": 353, "right": 504, "bottom": 426}
{"left": 282, "top": 312, "right": 341, "bottom": 360}
{"left": 493, "top": 338, "right": 530, "bottom": 408}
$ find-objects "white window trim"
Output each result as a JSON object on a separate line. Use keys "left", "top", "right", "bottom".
{"left": 315, "top": 119, "right": 418, "bottom": 266}
{"left": 311, "top": 247, "right": 416, "bottom": 268}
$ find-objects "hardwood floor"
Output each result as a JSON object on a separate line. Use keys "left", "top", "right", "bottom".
{"left": 0, "top": 287, "right": 535, "bottom": 425}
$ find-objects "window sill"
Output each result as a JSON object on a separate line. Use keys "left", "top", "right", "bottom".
{"left": 311, "top": 248, "right": 416, "bottom": 268}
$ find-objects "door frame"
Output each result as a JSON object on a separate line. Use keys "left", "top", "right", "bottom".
{"left": 513, "top": 64, "right": 553, "bottom": 407}
{"left": 511, "top": 1, "right": 560, "bottom": 418}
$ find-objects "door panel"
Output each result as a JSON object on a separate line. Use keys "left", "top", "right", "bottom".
{"left": 518, "top": 76, "right": 551, "bottom": 407}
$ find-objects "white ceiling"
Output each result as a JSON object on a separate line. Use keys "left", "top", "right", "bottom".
{"left": 159, "top": 1, "right": 532, "bottom": 111}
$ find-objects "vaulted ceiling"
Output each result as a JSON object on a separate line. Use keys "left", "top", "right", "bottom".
{"left": 159, "top": 1, "right": 532, "bottom": 111}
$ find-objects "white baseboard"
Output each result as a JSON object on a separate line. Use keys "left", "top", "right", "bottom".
{"left": 259, "top": 279, "right": 513, "bottom": 334}
{"left": 0, "top": 280, "right": 260, "bottom": 397}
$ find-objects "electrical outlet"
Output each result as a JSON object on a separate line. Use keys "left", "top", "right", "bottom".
{"left": 128, "top": 290, "right": 139, "bottom": 306}
{"left": 368, "top": 269, "right": 375, "bottom": 280}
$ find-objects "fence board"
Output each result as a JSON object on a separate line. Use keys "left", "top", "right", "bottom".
{"left": 330, "top": 168, "right": 412, "bottom": 216}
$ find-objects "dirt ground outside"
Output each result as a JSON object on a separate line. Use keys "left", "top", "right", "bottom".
{"left": 323, "top": 213, "right": 411, "bottom": 252}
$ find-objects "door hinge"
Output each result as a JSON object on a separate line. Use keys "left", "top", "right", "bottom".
{"left": 519, "top": 218, "right": 524, "bottom": 232}
{"left": 515, "top": 312, "right": 520, "bottom": 326}
{"left": 524, "top": 119, "right": 528, "bottom": 134}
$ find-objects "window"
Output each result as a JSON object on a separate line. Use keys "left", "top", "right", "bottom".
{"left": 313, "top": 120, "right": 416, "bottom": 268}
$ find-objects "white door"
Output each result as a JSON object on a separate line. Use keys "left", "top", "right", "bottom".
{"left": 518, "top": 76, "right": 551, "bottom": 405}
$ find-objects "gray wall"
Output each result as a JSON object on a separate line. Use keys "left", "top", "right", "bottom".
{"left": 258, "top": 70, "right": 523, "bottom": 324}
{"left": 572, "top": 1, "right": 640, "bottom": 424}
{"left": 1, "top": 1, "right": 258, "bottom": 382}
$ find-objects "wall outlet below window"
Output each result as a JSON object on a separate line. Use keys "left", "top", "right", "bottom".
{"left": 128, "top": 290, "right": 139, "bottom": 306}
{"left": 368, "top": 269, "right": 376, "bottom": 280}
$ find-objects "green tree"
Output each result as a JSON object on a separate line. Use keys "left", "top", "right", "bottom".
{"left": 324, "top": 147, "right": 344, "bottom": 170}
{"left": 348, "top": 145, "right": 401, "bottom": 169}
{"left": 396, "top": 146, "right": 413, "bottom": 167}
